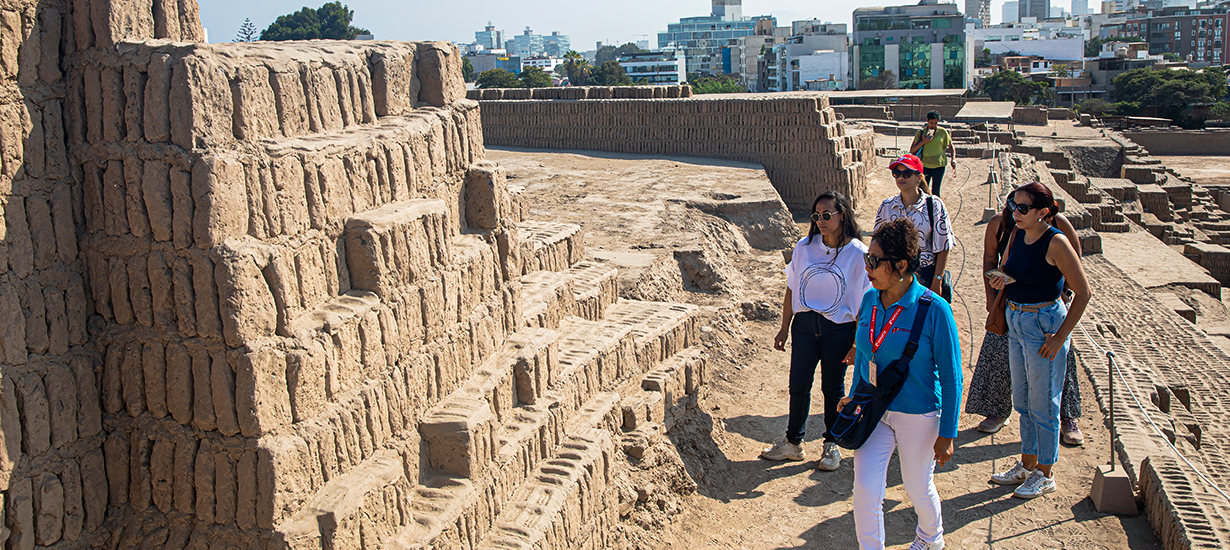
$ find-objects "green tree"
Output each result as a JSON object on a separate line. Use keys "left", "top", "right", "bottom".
{"left": 1112, "top": 66, "right": 1226, "bottom": 122}
{"left": 1075, "top": 98, "right": 1115, "bottom": 115}
{"left": 1085, "top": 35, "right": 1144, "bottom": 58}
{"left": 518, "top": 66, "right": 552, "bottom": 88}
{"left": 1162, "top": 53, "right": 1183, "bottom": 62}
{"left": 858, "top": 70, "right": 898, "bottom": 90}
{"left": 260, "top": 2, "right": 368, "bottom": 41}
{"left": 561, "top": 50, "right": 592, "bottom": 86}
{"left": 476, "top": 68, "right": 522, "bottom": 88}
{"left": 691, "top": 74, "right": 745, "bottom": 94}
{"left": 975, "top": 48, "right": 992, "bottom": 68}
{"left": 234, "top": 18, "right": 258, "bottom": 42}
{"left": 980, "top": 69, "right": 1050, "bottom": 104}
{"left": 462, "top": 58, "right": 475, "bottom": 82}
{"left": 595, "top": 42, "right": 644, "bottom": 64}
{"left": 588, "top": 61, "right": 632, "bottom": 86}
{"left": 1053, "top": 63, "right": 1071, "bottom": 78}
{"left": 1211, "top": 101, "right": 1230, "bottom": 121}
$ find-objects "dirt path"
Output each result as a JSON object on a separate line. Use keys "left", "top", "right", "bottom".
{"left": 490, "top": 146, "right": 1162, "bottom": 550}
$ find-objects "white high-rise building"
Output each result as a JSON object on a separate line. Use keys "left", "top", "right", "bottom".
{"left": 1003, "top": 1, "right": 1020, "bottom": 22}
{"left": 711, "top": 0, "right": 743, "bottom": 21}
{"left": 1072, "top": 0, "right": 1089, "bottom": 16}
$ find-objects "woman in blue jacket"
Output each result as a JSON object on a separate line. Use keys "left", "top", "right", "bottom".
{"left": 842, "top": 217, "right": 963, "bottom": 550}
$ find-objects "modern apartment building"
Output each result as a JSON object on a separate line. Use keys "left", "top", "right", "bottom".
{"left": 475, "top": 22, "right": 503, "bottom": 50}
{"left": 725, "top": 29, "right": 789, "bottom": 92}
{"left": 1123, "top": 5, "right": 1228, "bottom": 63}
{"left": 1020, "top": 0, "right": 1052, "bottom": 21}
{"left": 658, "top": 0, "right": 775, "bottom": 76}
{"left": 618, "top": 50, "right": 689, "bottom": 84}
{"left": 543, "top": 31, "right": 571, "bottom": 57}
{"left": 967, "top": 0, "right": 992, "bottom": 26}
{"left": 507, "top": 28, "right": 571, "bottom": 58}
{"left": 1004, "top": 1, "right": 1020, "bottom": 23}
{"left": 766, "top": 23, "right": 850, "bottom": 91}
{"left": 852, "top": 0, "right": 973, "bottom": 89}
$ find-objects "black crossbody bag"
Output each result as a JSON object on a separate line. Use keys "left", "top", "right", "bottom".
{"left": 926, "top": 196, "right": 953, "bottom": 303}
{"left": 831, "top": 292, "right": 934, "bottom": 450}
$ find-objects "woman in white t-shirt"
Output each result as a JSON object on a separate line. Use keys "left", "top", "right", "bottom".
{"left": 763, "top": 191, "right": 872, "bottom": 472}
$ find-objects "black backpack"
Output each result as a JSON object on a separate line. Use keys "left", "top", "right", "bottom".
{"left": 830, "top": 292, "right": 934, "bottom": 450}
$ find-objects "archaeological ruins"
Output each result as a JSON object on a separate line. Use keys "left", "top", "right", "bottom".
{"left": 3, "top": 1, "right": 1230, "bottom": 549}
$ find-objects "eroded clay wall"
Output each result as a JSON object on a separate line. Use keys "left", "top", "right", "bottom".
{"left": 1, "top": 0, "right": 208, "bottom": 548}
{"left": 476, "top": 94, "right": 875, "bottom": 210}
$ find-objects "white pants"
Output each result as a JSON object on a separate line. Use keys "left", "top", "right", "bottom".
{"left": 853, "top": 410, "right": 944, "bottom": 550}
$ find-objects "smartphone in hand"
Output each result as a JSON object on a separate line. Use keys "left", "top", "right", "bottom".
{"left": 985, "top": 269, "right": 1016, "bottom": 284}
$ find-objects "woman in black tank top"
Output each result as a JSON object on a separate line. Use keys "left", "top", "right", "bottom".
{"left": 967, "top": 204, "right": 1087, "bottom": 444}
{"left": 986, "top": 182, "right": 1092, "bottom": 500}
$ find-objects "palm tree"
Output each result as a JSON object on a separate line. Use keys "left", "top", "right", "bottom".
{"left": 562, "top": 50, "right": 592, "bottom": 86}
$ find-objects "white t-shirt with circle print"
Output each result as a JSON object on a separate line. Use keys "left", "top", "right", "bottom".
{"left": 785, "top": 236, "right": 872, "bottom": 325}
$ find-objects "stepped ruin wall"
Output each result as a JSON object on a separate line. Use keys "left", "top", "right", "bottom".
{"left": 472, "top": 89, "right": 876, "bottom": 211}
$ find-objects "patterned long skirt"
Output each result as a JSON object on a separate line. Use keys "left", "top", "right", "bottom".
{"left": 964, "top": 332, "right": 1082, "bottom": 419}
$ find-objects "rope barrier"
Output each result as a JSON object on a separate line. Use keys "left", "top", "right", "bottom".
{"left": 1076, "top": 322, "right": 1230, "bottom": 503}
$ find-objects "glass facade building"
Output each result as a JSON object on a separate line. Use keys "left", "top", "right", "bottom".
{"left": 852, "top": 1, "right": 972, "bottom": 89}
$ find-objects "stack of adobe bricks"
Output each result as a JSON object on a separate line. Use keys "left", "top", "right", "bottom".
{"left": 2, "top": 2, "right": 712, "bottom": 550}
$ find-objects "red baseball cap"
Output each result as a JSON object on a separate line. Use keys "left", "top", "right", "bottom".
{"left": 888, "top": 154, "right": 923, "bottom": 174}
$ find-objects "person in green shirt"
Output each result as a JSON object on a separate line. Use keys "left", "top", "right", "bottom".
{"left": 909, "top": 111, "right": 957, "bottom": 196}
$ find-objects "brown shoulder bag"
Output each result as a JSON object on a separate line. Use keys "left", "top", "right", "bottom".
{"left": 985, "top": 228, "right": 1018, "bottom": 336}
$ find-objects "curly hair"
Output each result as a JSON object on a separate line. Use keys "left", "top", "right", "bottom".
{"left": 872, "top": 217, "right": 922, "bottom": 276}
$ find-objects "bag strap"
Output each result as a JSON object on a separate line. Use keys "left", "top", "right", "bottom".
{"left": 926, "top": 195, "right": 935, "bottom": 253}
{"left": 901, "top": 292, "right": 934, "bottom": 359}
{"left": 1000, "top": 227, "right": 1019, "bottom": 269}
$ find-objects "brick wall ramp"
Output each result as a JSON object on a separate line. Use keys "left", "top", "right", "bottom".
{"left": 1074, "top": 255, "right": 1230, "bottom": 550}
{"left": 473, "top": 92, "right": 875, "bottom": 212}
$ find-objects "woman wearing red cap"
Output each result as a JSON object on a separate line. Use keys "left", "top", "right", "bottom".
{"left": 874, "top": 154, "right": 952, "bottom": 299}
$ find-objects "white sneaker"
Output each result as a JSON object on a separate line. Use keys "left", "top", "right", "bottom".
{"left": 760, "top": 439, "right": 804, "bottom": 461}
{"left": 991, "top": 461, "right": 1034, "bottom": 485}
{"left": 816, "top": 442, "right": 842, "bottom": 471}
{"left": 908, "top": 534, "right": 945, "bottom": 550}
{"left": 1013, "top": 470, "right": 1058, "bottom": 499}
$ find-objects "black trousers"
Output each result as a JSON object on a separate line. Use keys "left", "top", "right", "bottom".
{"left": 923, "top": 165, "right": 946, "bottom": 196}
{"left": 786, "top": 312, "right": 857, "bottom": 445}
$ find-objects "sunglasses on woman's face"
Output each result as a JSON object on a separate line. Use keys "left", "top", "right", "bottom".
{"left": 863, "top": 252, "right": 898, "bottom": 270}
{"left": 1006, "top": 199, "right": 1040, "bottom": 215}
{"left": 811, "top": 210, "right": 838, "bottom": 222}
{"left": 891, "top": 169, "right": 918, "bottom": 179}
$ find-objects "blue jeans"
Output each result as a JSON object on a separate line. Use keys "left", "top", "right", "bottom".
{"left": 1007, "top": 300, "right": 1069, "bottom": 465}
{"left": 787, "top": 312, "right": 856, "bottom": 445}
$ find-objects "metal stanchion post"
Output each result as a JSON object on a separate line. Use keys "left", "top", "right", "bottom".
{"left": 1108, "top": 351, "right": 1115, "bottom": 471}
{"left": 1091, "top": 349, "right": 1136, "bottom": 514}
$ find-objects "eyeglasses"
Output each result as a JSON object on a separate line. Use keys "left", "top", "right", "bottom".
{"left": 864, "top": 252, "right": 899, "bottom": 270}
{"left": 811, "top": 211, "right": 838, "bottom": 222}
{"left": 1006, "top": 199, "right": 1040, "bottom": 215}
{"left": 891, "top": 169, "right": 918, "bottom": 179}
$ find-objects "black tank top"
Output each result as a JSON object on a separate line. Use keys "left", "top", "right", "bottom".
{"left": 1002, "top": 226, "right": 1064, "bottom": 304}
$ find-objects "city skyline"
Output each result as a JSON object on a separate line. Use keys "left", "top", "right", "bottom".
{"left": 198, "top": 0, "right": 1071, "bottom": 50}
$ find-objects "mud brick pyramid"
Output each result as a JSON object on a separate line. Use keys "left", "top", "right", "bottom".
{"left": 0, "top": 2, "right": 707, "bottom": 549}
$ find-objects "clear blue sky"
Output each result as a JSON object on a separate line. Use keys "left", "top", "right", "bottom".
{"left": 199, "top": 0, "right": 1066, "bottom": 47}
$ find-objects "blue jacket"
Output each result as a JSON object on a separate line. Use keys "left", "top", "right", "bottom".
{"left": 850, "top": 279, "right": 963, "bottom": 439}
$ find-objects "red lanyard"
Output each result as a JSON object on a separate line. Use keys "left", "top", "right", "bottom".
{"left": 870, "top": 305, "right": 906, "bottom": 354}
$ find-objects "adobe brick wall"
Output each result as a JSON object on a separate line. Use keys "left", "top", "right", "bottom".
{"left": 475, "top": 94, "right": 876, "bottom": 211}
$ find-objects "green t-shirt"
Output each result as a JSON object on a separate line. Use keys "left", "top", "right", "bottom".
{"left": 913, "top": 126, "right": 951, "bottom": 169}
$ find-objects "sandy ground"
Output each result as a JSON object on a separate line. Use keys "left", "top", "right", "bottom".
{"left": 1146, "top": 156, "right": 1230, "bottom": 187}
{"left": 488, "top": 146, "right": 1162, "bottom": 550}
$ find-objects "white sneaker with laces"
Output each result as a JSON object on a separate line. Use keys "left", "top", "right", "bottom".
{"left": 907, "top": 534, "right": 945, "bottom": 550}
{"left": 760, "top": 439, "right": 804, "bottom": 461}
{"left": 1013, "top": 470, "right": 1058, "bottom": 499}
{"left": 991, "top": 461, "right": 1034, "bottom": 485}
{"left": 816, "top": 442, "right": 842, "bottom": 471}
